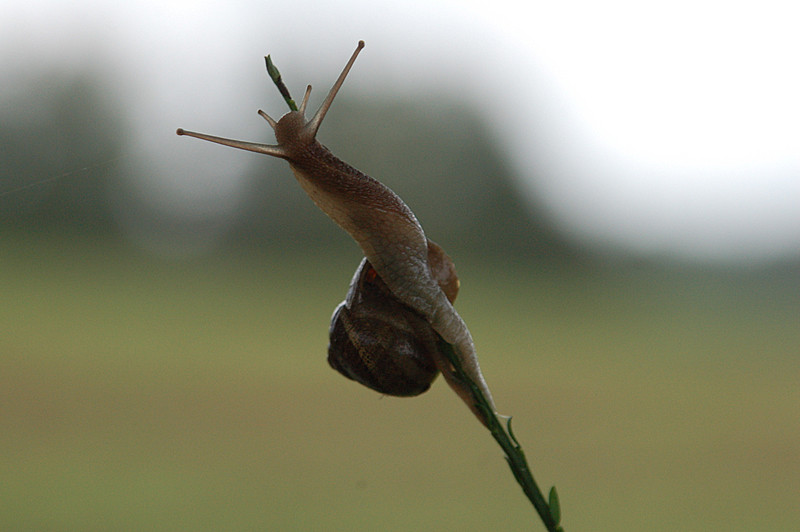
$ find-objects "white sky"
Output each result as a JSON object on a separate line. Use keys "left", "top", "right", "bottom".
{"left": 3, "top": 0, "right": 799, "bottom": 262}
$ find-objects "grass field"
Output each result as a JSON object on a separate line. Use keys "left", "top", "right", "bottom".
{"left": 2, "top": 234, "right": 798, "bottom": 530}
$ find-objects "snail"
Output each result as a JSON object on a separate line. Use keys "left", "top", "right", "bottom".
{"left": 177, "top": 40, "right": 496, "bottom": 425}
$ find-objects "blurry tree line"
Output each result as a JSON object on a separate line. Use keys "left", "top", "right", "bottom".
{"left": 1, "top": 69, "right": 583, "bottom": 265}
{"left": 0, "top": 73, "right": 122, "bottom": 236}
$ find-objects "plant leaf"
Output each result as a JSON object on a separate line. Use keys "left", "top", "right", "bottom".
{"left": 548, "top": 486, "right": 561, "bottom": 524}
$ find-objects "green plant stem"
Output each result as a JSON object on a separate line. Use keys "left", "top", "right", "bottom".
{"left": 438, "top": 337, "right": 564, "bottom": 532}
{"left": 265, "top": 55, "right": 298, "bottom": 112}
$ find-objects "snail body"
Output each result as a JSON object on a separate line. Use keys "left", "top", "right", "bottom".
{"left": 177, "top": 41, "right": 495, "bottom": 424}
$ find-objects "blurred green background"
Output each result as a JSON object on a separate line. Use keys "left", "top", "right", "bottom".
{"left": 3, "top": 56, "right": 799, "bottom": 532}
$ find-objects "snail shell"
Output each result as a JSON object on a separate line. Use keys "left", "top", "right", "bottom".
{"left": 328, "top": 241, "right": 458, "bottom": 397}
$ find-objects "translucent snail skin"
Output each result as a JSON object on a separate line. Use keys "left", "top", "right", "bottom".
{"left": 177, "top": 41, "right": 496, "bottom": 425}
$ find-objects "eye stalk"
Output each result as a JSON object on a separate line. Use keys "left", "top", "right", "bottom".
{"left": 176, "top": 40, "right": 366, "bottom": 160}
